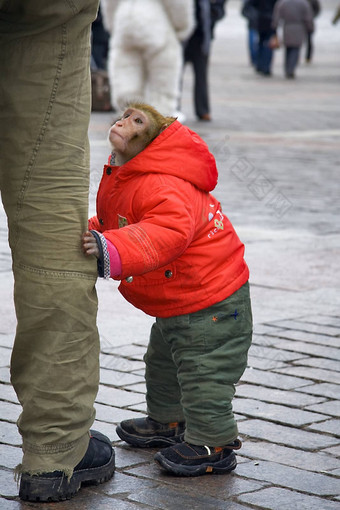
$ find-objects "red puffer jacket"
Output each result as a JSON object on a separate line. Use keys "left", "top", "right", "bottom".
{"left": 89, "top": 120, "right": 249, "bottom": 318}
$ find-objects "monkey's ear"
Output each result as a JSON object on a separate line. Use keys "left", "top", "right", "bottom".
{"left": 159, "top": 124, "right": 169, "bottom": 133}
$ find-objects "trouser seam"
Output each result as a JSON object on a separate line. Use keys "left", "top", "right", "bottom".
{"left": 13, "top": 23, "right": 67, "bottom": 254}
{"left": 24, "top": 437, "right": 83, "bottom": 455}
{"left": 14, "top": 262, "right": 96, "bottom": 280}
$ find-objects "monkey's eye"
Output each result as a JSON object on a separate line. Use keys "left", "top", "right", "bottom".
{"left": 135, "top": 117, "right": 143, "bottom": 124}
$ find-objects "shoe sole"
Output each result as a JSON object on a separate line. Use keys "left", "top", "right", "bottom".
{"left": 154, "top": 451, "right": 237, "bottom": 477}
{"left": 19, "top": 450, "right": 115, "bottom": 502}
{"left": 116, "top": 425, "right": 183, "bottom": 448}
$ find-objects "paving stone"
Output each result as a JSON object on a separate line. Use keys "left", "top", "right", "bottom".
{"left": 241, "top": 367, "right": 313, "bottom": 389}
{"left": 253, "top": 324, "right": 288, "bottom": 336}
{"left": 93, "top": 420, "right": 120, "bottom": 442}
{"left": 122, "top": 382, "right": 146, "bottom": 394}
{"left": 239, "top": 419, "right": 340, "bottom": 450}
{"left": 0, "top": 383, "right": 19, "bottom": 404}
{"left": 297, "top": 316, "right": 340, "bottom": 329}
{"left": 127, "top": 460, "right": 268, "bottom": 498}
{"left": 291, "top": 357, "right": 340, "bottom": 372}
{"left": 0, "top": 347, "right": 10, "bottom": 368}
{"left": 0, "top": 368, "right": 10, "bottom": 384}
{"left": 275, "top": 366, "right": 340, "bottom": 385}
{"left": 0, "top": 498, "right": 23, "bottom": 510}
{"left": 100, "top": 353, "right": 143, "bottom": 373}
{"left": 305, "top": 401, "right": 340, "bottom": 418}
{"left": 247, "top": 355, "right": 287, "bottom": 370}
{"left": 0, "top": 401, "right": 21, "bottom": 424}
{"left": 0, "top": 334, "right": 14, "bottom": 349}
{"left": 253, "top": 336, "right": 340, "bottom": 361}
{"left": 0, "top": 445, "right": 21, "bottom": 469}
{"left": 299, "top": 383, "right": 340, "bottom": 399}
{"left": 238, "top": 486, "right": 340, "bottom": 510}
{"left": 96, "top": 385, "right": 145, "bottom": 407}
{"left": 56, "top": 488, "right": 139, "bottom": 510}
{"left": 321, "top": 445, "right": 340, "bottom": 457}
{"left": 236, "top": 460, "right": 340, "bottom": 496}
{"left": 100, "top": 368, "right": 144, "bottom": 387}
{"left": 249, "top": 342, "right": 306, "bottom": 362}
{"left": 238, "top": 440, "right": 340, "bottom": 473}
{"left": 101, "top": 470, "right": 157, "bottom": 496}
{"left": 94, "top": 403, "right": 142, "bottom": 424}
{"left": 0, "top": 469, "right": 17, "bottom": 498}
{"left": 127, "top": 402, "right": 147, "bottom": 413}
{"left": 235, "top": 384, "right": 326, "bottom": 407}
{"left": 270, "top": 319, "right": 340, "bottom": 337}
{"left": 234, "top": 397, "right": 327, "bottom": 426}
{"left": 128, "top": 485, "right": 248, "bottom": 510}
{"left": 271, "top": 329, "right": 339, "bottom": 348}
{"left": 0, "top": 421, "right": 21, "bottom": 446}
{"left": 114, "top": 444, "right": 156, "bottom": 469}
{"left": 101, "top": 343, "right": 147, "bottom": 358}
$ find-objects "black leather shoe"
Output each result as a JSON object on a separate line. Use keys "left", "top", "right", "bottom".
{"left": 19, "top": 430, "right": 115, "bottom": 502}
{"left": 116, "top": 416, "right": 185, "bottom": 447}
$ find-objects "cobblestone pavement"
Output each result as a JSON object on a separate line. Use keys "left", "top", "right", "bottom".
{"left": 1, "top": 1, "right": 339, "bottom": 508}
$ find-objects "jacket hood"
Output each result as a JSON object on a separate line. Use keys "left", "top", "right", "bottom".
{"left": 114, "top": 120, "right": 218, "bottom": 192}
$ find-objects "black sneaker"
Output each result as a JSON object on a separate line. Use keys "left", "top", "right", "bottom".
{"left": 19, "top": 430, "right": 115, "bottom": 502}
{"left": 116, "top": 416, "right": 185, "bottom": 447}
{"left": 154, "top": 439, "right": 241, "bottom": 476}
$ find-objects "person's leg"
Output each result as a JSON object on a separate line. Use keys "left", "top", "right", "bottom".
{"left": 191, "top": 46, "right": 210, "bottom": 119}
{"left": 305, "top": 31, "right": 313, "bottom": 62}
{"left": 184, "top": 33, "right": 210, "bottom": 119}
{"left": 109, "top": 46, "right": 145, "bottom": 110}
{"left": 248, "top": 27, "right": 258, "bottom": 66}
{"left": 0, "top": 0, "right": 104, "bottom": 479}
{"left": 146, "top": 34, "right": 182, "bottom": 115}
{"left": 286, "top": 46, "right": 299, "bottom": 77}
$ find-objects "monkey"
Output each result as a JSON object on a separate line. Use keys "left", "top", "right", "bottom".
{"left": 108, "top": 102, "right": 177, "bottom": 165}
{"left": 82, "top": 102, "right": 176, "bottom": 258}
{"left": 81, "top": 102, "right": 251, "bottom": 477}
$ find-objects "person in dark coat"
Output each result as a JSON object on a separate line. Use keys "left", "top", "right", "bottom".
{"left": 305, "top": 0, "right": 320, "bottom": 62}
{"left": 184, "top": 0, "right": 227, "bottom": 121}
{"left": 249, "top": 0, "right": 277, "bottom": 75}
{"left": 272, "top": 0, "right": 314, "bottom": 78}
{"left": 241, "top": 0, "right": 259, "bottom": 67}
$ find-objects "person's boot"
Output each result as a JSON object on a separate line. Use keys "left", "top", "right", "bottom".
{"left": 116, "top": 416, "right": 185, "bottom": 447}
{"left": 19, "top": 430, "right": 115, "bottom": 502}
{"left": 154, "top": 439, "right": 242, "bottom": 476}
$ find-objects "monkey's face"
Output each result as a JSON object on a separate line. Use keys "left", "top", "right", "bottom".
{"left": 109, "top": 108, "right": 151, "bottom": 165}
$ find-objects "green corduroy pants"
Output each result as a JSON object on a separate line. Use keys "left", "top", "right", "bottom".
{"left": 145, "top": 282, "right": 253, "bottom": 446}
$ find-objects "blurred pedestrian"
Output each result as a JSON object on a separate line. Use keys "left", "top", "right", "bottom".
{"left": 305, "top": 0, "right": 320, "bottom": 62}
{"left": 272, "top": 0, "right": 314, "bottom": 78}
{"left": 183, "top": 0, "right": 227, "bottom": 121}
{"left": 0, "top": 0, "right": 115, "bottom": 502}
{"left": 249, "top": 0, "right": 278, "bottom": 76}
{"left": 241, "top": 0, "right": 259, "bottom": 67}
{"left": 101, "top": 0, "right": 194, "bottom": 116}
{"left": 91, "top": 4, "right": 110, "bottom": 70}
{"left": 333, "top": 4, "right": 340, "bottom": 24}
{"left": 91, "top": 4, "right": 113, "bottom": 112}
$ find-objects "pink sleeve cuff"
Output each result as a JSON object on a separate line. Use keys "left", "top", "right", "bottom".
{"left": 106, "top": 239, "right": 122, "bottom": 278}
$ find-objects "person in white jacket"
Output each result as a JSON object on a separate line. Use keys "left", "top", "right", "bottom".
{"left": 101, "top": 0, "right": 194, "bottom": 116}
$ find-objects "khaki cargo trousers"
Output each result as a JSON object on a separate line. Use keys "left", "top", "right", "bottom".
{"left": 0, "top": 0, "right": 100, "bottom": 476}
